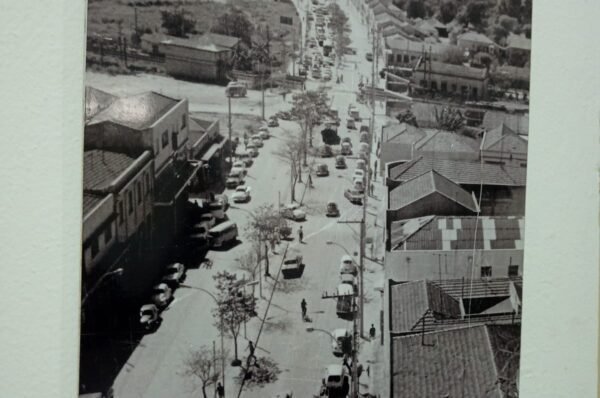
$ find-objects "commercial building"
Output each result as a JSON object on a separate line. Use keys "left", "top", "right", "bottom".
{"left": 385, "top": 37, "right": 452, "bottom": 67}
{"left": 413, "top": 60, "right": 489, "bottom": 100}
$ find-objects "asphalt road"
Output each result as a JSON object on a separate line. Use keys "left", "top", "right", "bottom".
{"left": 109, "top": 0, "right": 387, "bottom": 396}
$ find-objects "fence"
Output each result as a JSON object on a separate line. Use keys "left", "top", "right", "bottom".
{"left": 87, "top": 37, "right": 165, "bottom": 64}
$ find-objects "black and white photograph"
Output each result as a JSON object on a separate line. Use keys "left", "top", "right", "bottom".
{"left": 80, "top": 0, "right": 532, "bottom": 397}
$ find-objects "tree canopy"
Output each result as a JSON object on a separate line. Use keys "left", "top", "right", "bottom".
{"left": 211, "top": 8, "right": 254, "bottom": 47}
{"left": 161, "top": 8, "right": 196, "bottom": 38}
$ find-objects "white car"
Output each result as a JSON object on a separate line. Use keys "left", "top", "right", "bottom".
{"left": 162, "top": 262, "right": 186, "bottom": 287}
{"left": 353, "top": 169, "right": 365, "bottom": 181}
{"left": 151, "top": 283, "right": 173, "bottom": 308}
{"left": 259, "top": 129, "right": 270, "bottom": 140}
{"left": 250, "top": 135, "right": 264, "bottom": 147}
{"left": 331, "top": 328, "right": 352, "bottom": 356}
{"left": 231, "top": 161, "right": 247, "bottom": 176}
{"left": 340, "top": 255, "right": 358, "bottom": 276}
{"left": 231, "top": 185, "right": 251, "bottom": 203}
{"left": 280, "top": 203, "right": 307, "bottom": 221}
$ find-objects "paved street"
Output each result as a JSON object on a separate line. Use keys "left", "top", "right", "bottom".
{"left": 104, "top": 0, "right": 389, "bottom": 397}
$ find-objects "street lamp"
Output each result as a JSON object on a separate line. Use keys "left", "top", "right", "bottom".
{"left": 81, "top": 268, "right": 123, "bottom": 306}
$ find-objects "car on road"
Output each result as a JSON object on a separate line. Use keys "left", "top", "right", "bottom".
{"left": 235, "top": 150, "right": 253, "bottom": 167}
{"left": 335, "top": 155, "right": 346, "bottom": 169}
{"left": 358, "top": 142, "right": 369, "bottom": 156}
{"left": 280, "top": 203, "right": 307, "bottom": 221}
{"left": 139, "top": 304, "right": 160, "bottom": 331}
{"left": 225, "top": 82, "right": 247, "bottom": 97}
{"left": 259, "top": 129, "right": 270, "bottom": 140}
{"left": 346, "top": 118, "right": 356, "bottom": 130}
{"left": 341, "top": 142, "right": 352, "bottom": 155}
{"left": 250, "top": 135, "right": 264, "bottom": 147}
{"left": 356, "top": 159, "right": 366, "bottom": 171}
{"left": 366, "top": 52, "right": 373, "bottom": 62}
{"left": 267, "top": 117, "right": 279, "bottom": 127}
{"left": 162, "top": 262, "right": 186, "bottom": 287}
{"left": 318, "top": 144, "right": 334, "bottom": 158}
{"left": 151, "top": 283, "right": 173, "bottom": 308}
{"left": 325, "top": 364, "right": 349, "bottom": 390}
{"left": 326, "top": 201, "right": 340, "bottom": 217}
{"left": 226, "top": 170, "right": 244, "bottom": 189}
{"left": 331, "top": 328, "right": 352, "bottom": 357}
{"left": 231, "top": 185, "right": 251, "bottom": 203}
{"left": 340, "top": 273, "right": 358, "bottom": 294}
{"left": 282, "top": 254, "right": 304, "bottom": 279}
{"left": 316, "top": 163, "right": 329, "bottom": 176}
{"left": 231, "top": 161, "right": 248, "bottom": 176}
{"left": 340, "top": 255, "right": 358, "bottom": 276}
{"left": 353, "top": 179, "right": 365, "bottom": 193}
{"left": 336, "top": 283, "right": 356, "bottom": 317}
{"left": 360, "top": 131, "right": 370, "bottom": 144}
{"left": 208, "top": 221, "right": 239, "bottom": 249}
{"left": 275, "top": 110, "right": 293, "bottom": 120}
{"left": 312, "top": 68, "right": 321, "bottom": 79}
{"left": 344, "top": 188, "right": 363, "bottom": 204}
{"left": 199, "top": 213, "right": 216, "bottom": 229}
{"left": 246, "top": 146, "right": 259, "bottom": 157}
{"left": 353, "top": 169, "right": 365, "bottom": 181}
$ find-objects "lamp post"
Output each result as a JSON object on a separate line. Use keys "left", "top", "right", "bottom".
{"left": 226, "top": 92, "right": 233, "bottom": 164}
{"left": 81, "top": 268, "right": 124, "bottom": 306}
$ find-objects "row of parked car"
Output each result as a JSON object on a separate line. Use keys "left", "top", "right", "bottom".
{"left": 139, "top": 261, "right": 186, "bottom": 331}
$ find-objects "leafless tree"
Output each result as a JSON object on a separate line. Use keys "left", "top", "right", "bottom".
{"left": 181, "top": 345, "right": 220, "bottom": 398}
{"left": 273, "top": 134, "right": 305, "bottom": 203}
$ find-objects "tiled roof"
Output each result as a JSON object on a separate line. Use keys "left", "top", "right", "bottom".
{"left": 458, "top": 31, "right": 495, "bottom": 45}
{"left": 417, "top": 130, "right": 481, "bottom": 153}
{"left": 87, "top": 91, "right": 180, "bottom": 130}
{"left": 383, "top": 122, "right": 427, "bottom": 144}
{"left": 390, "top": 215, "right": 525, "bottom": 251}
{"left": 483, "top": 123, "right": 528, "bottom": 153}
{"left": 82, "top": 192, "right": 107, "bottom": 216}
{"left": 389, "top": 170, "right": 478, "bottom": 211}
{"left": 191, "top": 117, "right": 217, "bottom": 130}
{"left": 391, "top": 324, "right": 521, "bottom": 397}
{"left": 83, "top": 150, "right": 136, "bottom": 192}
{"left": 389, "top": 156, "right": 527, "bottom": 186}
{"left": 493, "top": 65, "right": 531, "bottom": 81}
{"left": 416, "top": 60, "right": 488, "bottom": 80}
{"left": 386, "top": 37, "right": 450, "bottom": 55}
{"left": 85, "top": 86, "right": 118, "bottom": 120}
{"left": 482, "top": 111, "right": 529, "bottom": 136}
{"left": 507, "top": 33, "right": 531, "bottom": 50}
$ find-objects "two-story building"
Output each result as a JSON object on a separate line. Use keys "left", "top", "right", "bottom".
{"left": 457, "top": 31, "right": 497, "bottom": 55}
{"left": 385, "top": 37, "right": 452, "bottom": 68}
{"left": 506, "top": 33, "right": 531, "bottom": 67}
{"left": 413, "top": 59, "right": 489, "bottom": 99}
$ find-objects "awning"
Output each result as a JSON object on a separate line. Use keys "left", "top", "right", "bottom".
{"left": 201, "top": 138, "right": 227, "bottom": 162}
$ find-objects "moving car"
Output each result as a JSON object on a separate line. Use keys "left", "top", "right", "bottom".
{"left": 341, "top": 142, "right": 352, "bottom": 155}
{"left": 335, "top": 155, "right": 346, "bottom": 169}
{"left": 346, "top": 118, "right": 356, "bottom": 130}
{"left": 162, "top": 262, "right": 186, "bottom": 287}
{"left": 231, "top": 185, "right": 251, "bottom": 203}
{"left": 325, "top": 364, "right": 349, "bottom": 390}
{"left": 318, "top": 144, "right": 333, "bottom": 158}
{"left": 280, "top": 203, "right": 307, "bottom": 221}
{"left": 151, "top": 283, "right": 173, "bottom": 308}
{"left": 267, "top": 117, "right": 279, "bottom": 127}
{"left": 281, "top": 254, "right": 304, "bottom": 279}
{"left": 208, "top": 221, "right": 239, "bottom": 248}
{"left": 225, "top": 82, "right": 247, "bottom": 97}
{"left": 316, "top": 163, "right": 329, "bottom": 176}
{"left": 331, "top": 328, "right": 352, "bottom": 357}
{"left": 326, "top": 201, "right": 340, "bottom": 217}
{"left": 344, "top": 188, "right": 362, "bottom": 204}
{"left": 340, "top": 255, "right": 358, "bottom": 276}
{"left": 336, "top": 283, "right": 355, "bottom": 317}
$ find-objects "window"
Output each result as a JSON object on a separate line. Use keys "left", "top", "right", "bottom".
{"left": 481, "top": 266, "right": 492, "bottom": 278}
{"left": 137, "top": 182, "right": 142, "bottom": 203}
{"left": 118, "top": 202, "right": 124, "bottom": 224}
{"left": 104, "top": 224, "right": 112, "bottom": 244}
{"left": 161, "top": 130, "right": 169, "bottom": 148}
{"left": 520, "top": 162, "right": 527, "bottom": 168}
{"left": 410, "top": 55, "right": 415, "bottom": 61}
{"left": 451, "top": 84, "right": 457, "bottom": 92}
{"left": 508, "top": 265, "right": 519, "bottom": 277}
{"left": 91, "top": 238, "right": 99, "bottom": 258}
{"left": 172, "top": 131, "right": 179, "bottom": 151}
{"left": 441, "top": 81, "right": 447, "bottom": 92}
{"left": 181, "top": 114, "right": 187, "bottom": 129}
{"left": 430, "top": 81, "right": 437, "bottom": 91}
{"left": 403, "top": 54, "right": 409, "bottom": 63}
{"left": 128, "top": 191, "right": 133, "bottom": 214}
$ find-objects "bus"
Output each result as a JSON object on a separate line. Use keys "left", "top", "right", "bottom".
{"left": 208, "top": 221, "right": 239, "bottom": 248}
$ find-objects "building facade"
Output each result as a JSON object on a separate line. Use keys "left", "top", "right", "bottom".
{"left": 413, "top": 60, "right": 489, "bottom": 99}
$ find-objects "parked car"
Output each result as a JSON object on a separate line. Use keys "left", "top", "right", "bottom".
{"left": 359, "top": 131, "right": 370, "bottom": 144}
{"left": 335, "top": 155, "right": 347, "bottom": 169}
{"left": 356, "top": 159, "right": 366, "bottom": 171}
{"left": 231, "top": 161, "right": 248, "bottom": 176}
{"left": 326, "top": 201, "right": 340, "bottom": 217}
{"left": 225, "top": 82, "right": 247, "bottom": 97}
{"left": 346, "top": 118, "right": 356, "bottom": 129}
{"left": 331, "top": 328, "right": 352, "bottom": 357}
{"left": 267, "top": 117, "right": 279, "bottom": 127}
{"left": 336, "top": 283, "right": 356, "bottom": 317}
{"left": 281, "top": 254, "right": 304, "bottom": 279}
{"left": 151, "top": 283, "right": 173, "bottom": 308}
{"left": 246, "top": 146, "right": 259, "bottom": 157}
{"left": 139, "top": 304, "right": 160, "bottom": 331}
{"left": 344, "top": 188, "right": 362, "bottom": 204}
{"left": 341, "top": 137, "right": 352, "bottom": 145}
{"left": 226, "top": 170, "right": 244, "bottom": 188}
{"left": 280, "top": 203, "right": 307, "bottom": 221}
{"left": 325, "top": 364, "right": 349, "bottom": 390}
{"left": 339, "top": 255, "right": 358, "bottom": 276}
{"left": 340, "top": 273, "right": 358, "bottom": 294}
{"left": 316, "top": 163, "right": 329, "bottom": 176}
{"left": 250, "top": 135, "right": 264, "bottom": 147}
{"left": 235, "top": 150, "right": 253, "bottom": 167}
{"left": 231, "top": 185, "right": 251, "bottom": 203}
{"left": 341, "top": 142, "right": 352, "bottom": 155}
{"left": 162, "top": 262, "right": 186, "bottom": 287}
{"left": 366, "top": 52, "right": 373, "bottom": 62}
{"left": 353, "top": 169, "right": 365, "bottom": 181}
{"left": 358, "top": 142, "right": 369, "bottom": 156}
{"left": 353, "top": 179, "right": 365, "bottom": 193}
{"left": 258, "top": 128, "right": 271, "bottom": 139}
{"left": 318, "top": 144, "right": 334, "bottom": 158}
{"left": 199, "top": 213, "right": 216, "bottom": 229}
{"left": 360, "top": 125, "right": 369, "bottom": 134}
{"left": 208, "top": 221, "right": 239, "bottom": 248}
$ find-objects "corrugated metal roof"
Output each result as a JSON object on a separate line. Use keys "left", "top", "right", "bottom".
{"left": 391, "top": 324, "right": 520, "bottom": 397}
{"left": 482, "top": 111, "right": 529, "bottom": 136}
{"left": 389, "top": 155, "right": 527, "bottom": 186}
{"left": 83, "top": 150, "right": 136, "bottom": 192}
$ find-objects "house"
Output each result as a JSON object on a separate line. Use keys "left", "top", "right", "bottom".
{"left": 387, "top": 156, "right": 527, "bottom": 215}
{"left": 482, "top": 110, "right": 529, "bottom": 136}
{"left": 506, "top": 33, "right": 531, "bottom": 67}
{"left": 385, "top": 37, "right": 452, "bottom": 67}
{"left": 457, "top": 31, "right": 496, "bottom": 54}
{"left": 156, "top": 33, "right": 240, "bottom": 82}
{"left": 481, "top": 123, "right": 528, "bottom": 166}
{"left": 413, "top": 59, "right": 489, "bottom": 99}
{"left": 385, "top": 215, "right": 525, "bottom": 279}
{"left": 386, "top": 171, "right": 479, "bottom": 231}
{"left": 82, "top": 149, "right": 154, "bottom": 298}
{"left": 389, "top": 324, "right": 520, "bottom": 397}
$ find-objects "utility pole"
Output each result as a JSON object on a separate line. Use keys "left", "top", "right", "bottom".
{"left": 338, "top": 220, "right": 365, "bottom": 338}
{"left": 228, "top": 94, "right": 233, "bottom": 163}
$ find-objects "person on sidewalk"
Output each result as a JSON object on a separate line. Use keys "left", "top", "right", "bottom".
{"left": 301, "top": 298, "right": 307, "bottom": 320}
{"left": 370, "top": 182, "right": 374, "bottom": 196}
{"left": 298, "top": 226, "right": 304, "bottom": 243}
{"left": 369, "top": 324, "right": 376, "bottom": 340}
{"left": 247, "top": 340, "right": 256, "bottom": 361}
{"left": 373, "top": 160, "right": 378, "bottom": 181}
{"left": 264, "top": 243, "right": 271, "bottom": 277}
{"left": 216, "top": 382, "right": 224, "bottom": 398}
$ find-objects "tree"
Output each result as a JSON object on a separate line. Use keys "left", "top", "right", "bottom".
{"left": 243, "top": 204, "right": 282, "bottom": 262}
{"left": 439, "top": 0, "right": 457, "bottom": 24}
{"left": 498, "top": 0, "right": 522, "bottom": 19}
{"left": 289, "top": 89, "right": 331, "bottom": 161}
{"left": 235, "top": 356, "right": 281, "bottom": 389}
{"left": 328, "top": 3, "right": 352, "bottom": 62}
{"left": 212, "top": 271, "right": 257, "bottom": 365}
{"left": 211, "top": 8, "right": 254, "bottom": 47}
{"left": 464, "top": 1, "right": 488, "bottom": 27}
{"left": 434, "top": 106, "right": 465, "bottom": 131}
{"left": 274, "top": 135, "right": 304, "bottom": 202}
{"left": 160, "top": 8, "right": 196, "bottom": 38}
{"left": 396, "top": 109, "right": 418, "bottom": 127}
{"left": 181, "top": 346, "right": 220, "bottom": 398}
{"left": 407, "top": 0, "right": 427, "bottom": 19}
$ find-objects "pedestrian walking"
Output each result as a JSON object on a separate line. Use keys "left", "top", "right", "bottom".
{"left": 307, "top": 172, "right": 313, "bottom": 188}
{"left": 373, "top": 160, "right": 378, "bottom": 180}
{"left": 298, "top": 226, "right": 304, "bottom": 243}
{"left": 369, "top": 324, "right": 376, "bottom": 340}
{"left": 247, "top": 340, "right": 257, "bottom": 362}
{"left": 301, "top": 298, "right": 307, "bottom": 320}
{"left": 264, "top": 243, "right": 271, "bottom": 277}
{"left": 270, "top": 236, "right": 276, "bottom": 253}
{"left": 370, "top": 182, "right": 374, "bottom": 196}
{"left": 216, "top": 382, "right": 224, "bottom": 398}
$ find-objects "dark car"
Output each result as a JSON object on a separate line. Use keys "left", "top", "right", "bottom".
{"left": 326, "top": 201, "right": 340, "bottom": 217}
{"left": 318, "top": 144, "right": 334, "bottom": 158}
{"left": 335, "top": 155, "right": 346, "bottom": 169}
{"left": 316, "top": 163, "right": 329, "bottom": 176}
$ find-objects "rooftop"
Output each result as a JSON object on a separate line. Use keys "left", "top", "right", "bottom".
{"left": 85, "top": 86, "right": 118, "bottom": 120}
{"left": 482, "top": 111, "right": 529, "bottom": 136}
{"left": 83, "top": 150, "right": 137, "bottom": 192}
{"left": 389, "top": 215, "right": 525, "bottom": 251}
{"left": 416, "top": 60, "right": 488, "bottom": 80}
{"left": 483, "top": 123, "right": 528, "bottom": 153}
{"left": 417, "top": 129, "right": 481, "bottom": 153}
{"left": 82, "top": 192, "right": 108, "bottom": 216}
{"left": 386, "top": 37, "right": 450, "bottom": 55}
{"left": 391, "top": 324, "right": 521, "bottom": 397}
{"left": 389, "top": 155, "right": 527, "bottom": 186}
{"left": 389, "top": 170, "right": 478, "bottom": 211}
{"left": 506, "top": 33, "right": 531, "bottom": 50}
{"left": 87, "top": 91, "right": 181, "bottom": 130}
{"left": 458, "top": 31, "right": 495, "bottom": 45}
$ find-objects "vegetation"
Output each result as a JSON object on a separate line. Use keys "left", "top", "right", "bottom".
{"left": 274, "top": 134, "right": 305, "bottom": 203}
{"left": 181, "top": 345, "right": 222, "bottom": 398}
{"left": 235, "top": 356, "right": 281, "bottom": 389}
{"left": 396, "top": 109, "right": 418, "bottom": 127}
{"left": 434, "top": 106, "right": 465, "bottom": 131}
{"left": 160, "top": 7, "right": 196, "bottom": 37}
{"left": 327, "top": 3, "right": 352, "bottom": 62}
{"left": 211, "top": 8, "right": 254, "bottom": 47}
{"left": 289, "top": 89, "right": 331, "bottom": 151}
